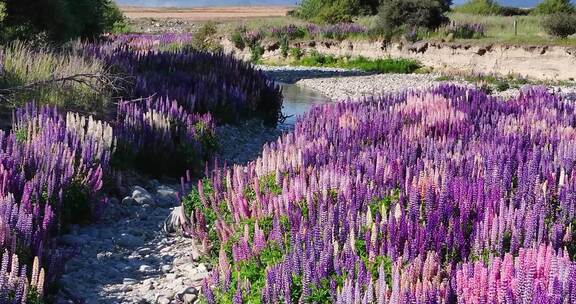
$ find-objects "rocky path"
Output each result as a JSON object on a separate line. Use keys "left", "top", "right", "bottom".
{"left": 55, "top": 120, "right": 283, "bottom": 304}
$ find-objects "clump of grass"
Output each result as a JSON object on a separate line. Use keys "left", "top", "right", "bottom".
{"left": 295, "top": 52, "right": 421, "bottom": 74}
{"left": 0, "top": 42, "right": 112, "bottom": 113}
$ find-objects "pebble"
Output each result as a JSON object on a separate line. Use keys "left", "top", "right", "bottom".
{"left": 55, "top": 182, "right": 209, "bottom": 303}
{"left": 139, "top": 265, "right": 154, "bottom": 272}
{"left": 132, "top": 186, "right": 155, "bottom": 205}
{"left": 161, "top": 265, "right": 172, "bottom": 273}
{"left": 183, "top": 293, "right": 197, "bottom": 304}
{"left": 123, "top": 278, "right": 138, "bottom": 285}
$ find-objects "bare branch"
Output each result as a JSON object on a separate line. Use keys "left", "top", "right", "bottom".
{"left": 0, "top": 70, "right": 132, "bottom": 101}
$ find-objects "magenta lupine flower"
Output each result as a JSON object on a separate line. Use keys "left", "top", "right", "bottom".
{"left": 183, "top": 85, "right": 576, "bottom": 303}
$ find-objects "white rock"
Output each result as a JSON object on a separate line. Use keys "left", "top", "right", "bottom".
{"left": 156, "top": 297, "right": 170, "bottom": 304}
{"left": 183, "top": 293, "right": 197, "bottom": 304}
{"left": 139, "top": 265, "right": 154, "bottom": 272}
{"left": 161, "top": 265, "right": 172, "bottom": 273}
{"left": 133, "top": 186, "right": 155, "bottom": 205}
{"left": 197, "top": 263, "right": 207, "bottom": 273}
{"left": 123, "top": 278, "right": 138, "bottom": 285}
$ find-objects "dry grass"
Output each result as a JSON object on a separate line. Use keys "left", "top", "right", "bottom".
{"left": 0, "top": 42, "right": 114, "bottom": 113}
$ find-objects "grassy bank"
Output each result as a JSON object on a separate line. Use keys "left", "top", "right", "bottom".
{"left": 217, "top": 13, "right": 576, "bottom": 47}
{"left": 448, "top": 13, "right": 576, "bottom": 45}
{"left": 264, "top": 53, "right": 422, "bottom": 74}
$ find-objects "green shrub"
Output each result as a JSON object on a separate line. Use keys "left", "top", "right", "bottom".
{"left": 347, "top": 56, "right": 421, "bottom": 73}
{"left": 294, "top": 52, "right": 421, "bottom": 74}
{"left": 289, "top": 47, "right": 304, "bottom": 60}
{"left": 0, "top": 2, "right": 5, "bottom": 23}
{"left": 542, "top": 13, "right": 576, "bottom": 37}
{"left": 376, "top": 0, "right": 451, "bottom": 35}
{"left": 313, "top": 0, "right": 356, "bottom": 24}
{"left": 250, "top": 44, "right": 265, "bottom": 63}
{"left": 191, "top": 22, "right": 222, "bottom": 53}
{"left": 0, "top": 0, "right": 126, "bottom": 43}
{"left": 453, "top": 0, "right": 502, "bottom": 15}
{"left": 296, "top": 0, "right": 364, "bottom": 24}
{"left": 280, "top": 38, "right": 290, "bottom": 58}
{"left": 231, "top": 29, "right": 246, "bottom": 50}
{"left": 532, "top": 0, "right": 575, "bottom": 15}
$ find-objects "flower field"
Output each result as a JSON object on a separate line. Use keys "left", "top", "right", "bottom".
{"left": 0, "top": 104, "right": 113, "bottom": 301}
{"left": 181, "top": 85, "right": 576, "bottom": 303}
{"left": 86, "top": 34, "right": 283, "bottom": 125}
{"left": 0, "top": 33, "right": 284, "bottom": 302}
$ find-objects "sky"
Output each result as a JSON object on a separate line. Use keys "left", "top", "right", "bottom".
{"left": 114, "top": 0, "right": 561, "bottom": 8}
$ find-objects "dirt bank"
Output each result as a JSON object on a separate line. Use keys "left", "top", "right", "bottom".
{"left": 223, "top": 39, "right": 576, "bottom": 81}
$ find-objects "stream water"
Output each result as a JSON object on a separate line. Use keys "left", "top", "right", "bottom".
{"left": 278, "top": 82, "right": 330, "bottom": 128}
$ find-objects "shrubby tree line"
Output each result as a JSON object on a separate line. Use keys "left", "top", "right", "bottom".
{"left": 295, "top": 0, "right": 576, "bottom": 39}
{"left": 0, "top": 0, "right": 127, "bottom": 43}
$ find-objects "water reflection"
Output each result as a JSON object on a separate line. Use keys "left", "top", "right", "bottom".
{"left": 279, "top": 82, "right": 330, "bottom": 128}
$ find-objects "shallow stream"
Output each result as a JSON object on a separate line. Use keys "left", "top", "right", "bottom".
{"left": 278, "top": 82, "right": 330, "bottom": 128}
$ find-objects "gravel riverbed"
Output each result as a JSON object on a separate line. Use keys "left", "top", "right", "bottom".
{"left": 260, "top": 65, "right": 576, "bottom": 102}
{"left": 55, "top": 121, "right": 283, "bottom": 304}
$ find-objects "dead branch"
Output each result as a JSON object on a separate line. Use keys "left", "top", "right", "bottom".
{"left": 0, "top": 70, "right": 132, "bottom": 102}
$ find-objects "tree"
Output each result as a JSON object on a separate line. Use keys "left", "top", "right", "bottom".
{"left": 0, "top": 0, "right": 126, "bottom": 43}
{"left": 377, "top": 0, "right": 451, "bottom": 33}
{"left": 533, "top": 0, "right": 575, "bottom": 14}
{"left": 542, "top": 13, "right": 576, "bottom": 37}
{"left": 453, "top": 0, "right": 503, "bottom": 15}
{"left": 295, "top": 0, "right": 384, "bottom": 23}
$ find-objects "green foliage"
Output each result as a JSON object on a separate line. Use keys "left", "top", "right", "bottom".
{"left": 195, "top": 121, "right": 219, "bottom": 155}
{"left": 0, "top": 2, "right": 5, "bottom": 23}
{"left": 231, "top": 30, "right": 246, "bottom": 50}
{"left": 307, "top": 278, "right": 333, "bottom": 304}
{"left": 249, "top": 44, "right": 265, "bottom": 63}
{"left": 376, "top": 0, "right": 451, "bottom": 34}
{"left": 453, "top": 0, "right": 502, "bottom": 15}
{"left": 26, "top": 287, "right": 43, "bottom": 304}
{"left": 181, "top": 178, "right": 233, "bottom": 259}
{"left": 532, "top": 0, "right": 575, "bottom": 15}
{"left": 293, "top": 53, "right": 421, "bottom": 74}
{"left": 367, "top": 255, "right": 393, "bottom": 284}
{"left": 495, "top": 80, "right": 510, "bottom": 91}
{"left": 214, "top": 243, "right": 285, "bottom": 303}
{"left": 61, "top": 179, "right": 91, "bottom": 226}
{"left": 258, "top": 173, "right": 282, "bottom": 196}
{"left": 280, "top": 38, "right": 290, "bottom": 58}
{"left": 191, "top": 22, "right": 222, "bottom": 53}
{"left": 14, "top": 128, "right": 27, "bottom": 143}
{"left": 182, "top": 178, "right": 215, "bottom": 219}
{"left": 542, "top": 13, "right": 576, "bottom": 37}
{"left": 289, "top": 47, "right": 304, "bottom": 60}
{"left": 0, "top": 0, "right": 126, "bottom": 43}
{"left": 369, "top": 188, "right": 401, "bottom": 216}
{"left": 296, "top": 0, "right": 360, "bottom": 24}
